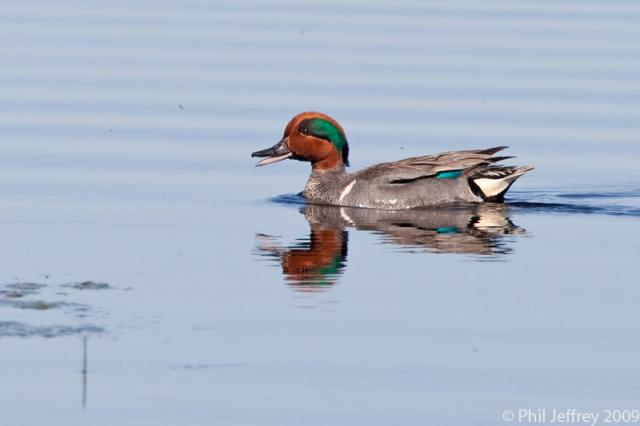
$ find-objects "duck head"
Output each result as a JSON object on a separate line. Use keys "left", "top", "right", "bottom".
{"left": 252, "top": 112, "right": 350, "bottom": 170}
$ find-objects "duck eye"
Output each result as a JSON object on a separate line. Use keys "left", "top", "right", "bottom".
{"left": 300, "top": 127, "right": 309, "bottom": 135}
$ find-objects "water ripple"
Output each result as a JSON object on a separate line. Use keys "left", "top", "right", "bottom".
{"left": 272, "top": 190, "right": 640, "bottom": 218}
{"left": 508, "top": 188, "right": 640, "bottom": 217}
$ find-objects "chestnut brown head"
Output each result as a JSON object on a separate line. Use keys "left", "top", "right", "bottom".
{"left": 252, "top": 112, "right": 349, "bottom": 170}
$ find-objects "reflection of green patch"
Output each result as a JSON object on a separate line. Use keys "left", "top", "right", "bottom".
{"left": 318, "top": 255, "right": 343, "bottom": 276}
{"left": 436, "top": 226, "right": 461, "bottom": 234}
{"left": 307, "top": 255, "right": 344, "bottom": 286}
{"left": 289, "top": 255, "right": 345, "bottom": 288}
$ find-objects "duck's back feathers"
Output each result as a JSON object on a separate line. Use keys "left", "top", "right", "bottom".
{"left": 348, "top": 146, "right": 533, "bottom": 205}
{"left": 356, "top": 146, "right": 511, "bottom": 184}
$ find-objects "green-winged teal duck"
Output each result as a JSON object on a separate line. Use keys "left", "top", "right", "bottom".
{"left": 252, "top": 112, "right": 533, "bottom": 209}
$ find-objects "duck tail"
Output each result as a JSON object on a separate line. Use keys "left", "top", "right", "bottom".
{"left": 469, "top": 165, "right": 534, "bottom": 202}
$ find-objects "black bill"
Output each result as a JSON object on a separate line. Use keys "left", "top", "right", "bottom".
{"left": 251, "top": 139, "right": 293, "bottom": 166}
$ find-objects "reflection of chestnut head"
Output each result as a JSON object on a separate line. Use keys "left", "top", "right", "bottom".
{"left": 280, "top": 229, "right": 348, "bottom": 289}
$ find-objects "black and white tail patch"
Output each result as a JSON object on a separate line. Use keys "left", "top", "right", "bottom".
{"left": 472, "top": 165, "right": 534, "bottom": 201}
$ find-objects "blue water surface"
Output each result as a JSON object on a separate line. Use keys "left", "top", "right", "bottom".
{"left": 1, "top": 1, "right": 639, "bottom": 425}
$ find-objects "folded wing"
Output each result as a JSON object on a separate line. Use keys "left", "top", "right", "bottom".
{"left": 357, "top": 146, "right": 512, "bottom": 184}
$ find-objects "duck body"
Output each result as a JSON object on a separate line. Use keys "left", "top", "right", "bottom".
{"left": 303, "top": 165, "right": 478, "bottom": 209}
{"left": 252, "top": 112, "right": 533, "bottom": 210}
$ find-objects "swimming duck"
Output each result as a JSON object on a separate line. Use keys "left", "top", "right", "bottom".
{"left": 252, "top": 112, "right": 533, "bottom": 209}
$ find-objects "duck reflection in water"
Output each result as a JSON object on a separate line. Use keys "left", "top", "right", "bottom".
{"left": 255, "top": 203, "right": 524, "bottom": 289}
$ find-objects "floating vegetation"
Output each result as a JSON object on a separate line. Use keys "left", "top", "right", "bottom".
{"left": 2, "top": 300, "right": 64, "bottom": 310}
{"left": 0, "top": 282, "right": 46, "bottom": 298}
{"left": 65, "top": 281, "right": 112, "bottom": 290}
{"left": 0, "top": 280, "right": 114, "bottom": 338}
{"left": 0, "top": 321, "right": 103, "bottom": 338}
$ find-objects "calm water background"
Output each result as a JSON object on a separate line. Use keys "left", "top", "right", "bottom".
{"left": 1, "top": 1, "right": 640, "bottom": 425}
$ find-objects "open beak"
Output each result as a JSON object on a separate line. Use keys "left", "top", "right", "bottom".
{"left": 251, "top": 139, "right": 293, "bottom": 166}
